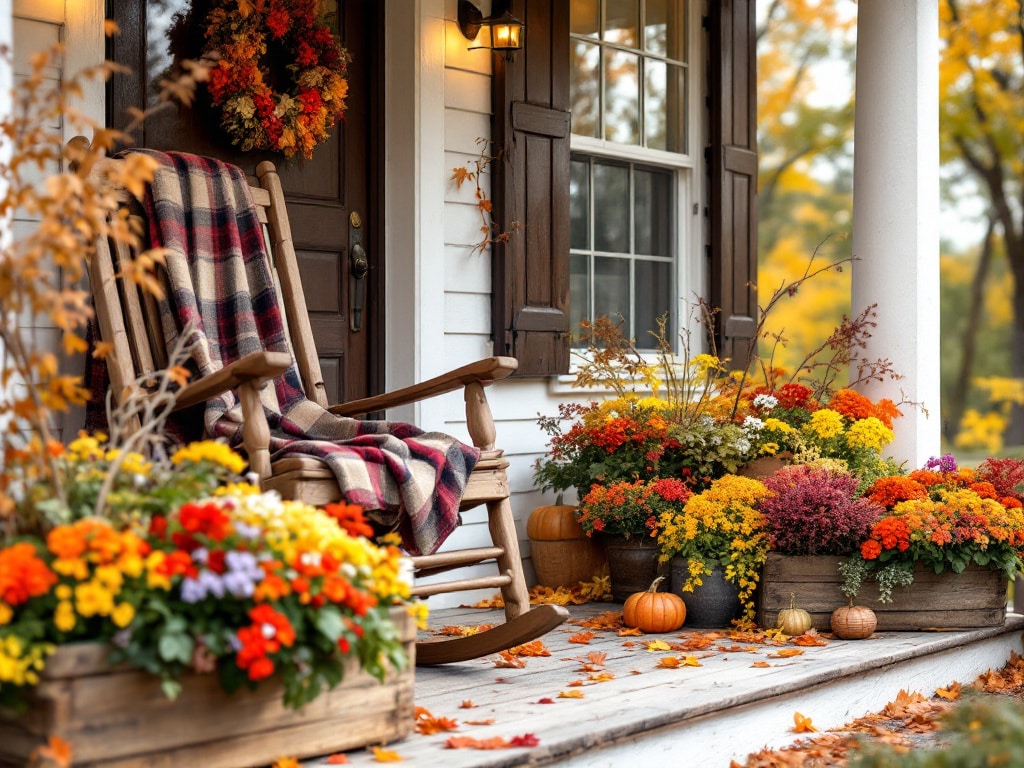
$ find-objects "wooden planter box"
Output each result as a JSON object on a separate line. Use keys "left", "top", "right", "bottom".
{"left": 0, "top": 607, "right": 415, "bottom": 768}
{"left": 757, "top": 553, "right": 1009, "bottom": 632}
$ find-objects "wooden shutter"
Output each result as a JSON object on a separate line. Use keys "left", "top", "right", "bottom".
{"left": 491, "top": 0, "right": 571, "bottom": 376}
{"left": 708, "top": 0, "right": 758, "bottom": 366}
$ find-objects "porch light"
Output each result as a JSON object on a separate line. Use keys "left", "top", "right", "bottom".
{"left": 458, "top": 1, "right": 524, "bottom": 62}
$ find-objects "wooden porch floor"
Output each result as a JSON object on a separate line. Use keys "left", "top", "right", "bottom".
{"left": 310, "top": 603, "right": 1024, "bottom": 768}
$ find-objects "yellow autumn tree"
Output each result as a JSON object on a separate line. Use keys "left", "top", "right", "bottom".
{"left": 940, "top": 0, "right": 1024, "bottom": 446}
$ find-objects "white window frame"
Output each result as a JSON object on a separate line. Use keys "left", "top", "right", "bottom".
{"left": 555, "top": 0, "right": 706, "bottom": 393}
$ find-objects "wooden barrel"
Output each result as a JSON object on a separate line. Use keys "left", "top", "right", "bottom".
{"left": 527, "top": 505, "right": 607, "bottom": 589}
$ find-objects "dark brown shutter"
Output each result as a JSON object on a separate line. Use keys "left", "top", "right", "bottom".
{"left": 491, "top": 0, "right": 571, "bottom": 376}
{"left": 708, "top": 0, "right": 758, "bottom": 366}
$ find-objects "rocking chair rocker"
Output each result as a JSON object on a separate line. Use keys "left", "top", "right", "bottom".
{"left": 81, "top": 145, "right": 567, "bottom": 664}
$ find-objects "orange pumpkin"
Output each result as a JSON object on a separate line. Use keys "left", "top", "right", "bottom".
{"left": 830, "top": 601, "right": 877, "bottom": 640}
{"left": 526, "top": 505, "right": 585, "bottom": 541}
{"left": 623, "top": 576, "right": 686, "bottom": 633}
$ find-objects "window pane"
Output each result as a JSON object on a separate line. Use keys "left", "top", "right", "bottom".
{"left": 645, "top": 61, "right": 686, "bottom": 152}
{"left": 604, "top": 49, "right": 639, "bottom": 145}
{"left": 570, "top": 253, "right": 591, "bottom": 346}
{"left": 634, "top": 260, "right": 673, "bottom": 347}
{"left": 593, "top": 162, "right": 630, "bottom": 253}
{"left": 570, "top": 158, "right": 591, "bottom": 250}
{"left": 594, "top": 256, "right": 631, "bottom": 329}
{"left": 571, "top": 41, "right": 601, "bottom": 138}
{"left": 645, "top": 0, "right": 686, "bottom": 61}
{"left": 604, "top": 0, "right": 638, "bottom": 47}
{"left": 634, "top": 168, "right": 671, "bottom": 256}
{"left": 571, "top": 0, "right": 600, "bottom": 37}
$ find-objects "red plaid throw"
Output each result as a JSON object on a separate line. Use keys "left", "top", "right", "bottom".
{"left": 139, "top": 150, "right": 476, "bottom": 556}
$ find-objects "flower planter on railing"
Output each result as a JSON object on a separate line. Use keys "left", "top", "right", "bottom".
{"left": 0, "top": 607, "right": 414, "bottom": 768}
{"left": 756, "top": 553, "right": 1008, "bottom": 632}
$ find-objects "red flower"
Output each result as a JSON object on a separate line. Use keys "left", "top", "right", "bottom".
{"left": 861, "top": 539, "right": 882, "bottom": 560}
{"left": 324, "top": 503, "right": 374, "bottom": 538}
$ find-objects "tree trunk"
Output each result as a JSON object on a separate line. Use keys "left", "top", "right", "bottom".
{"left": 945, "top": 215, "right": 996, "bottom": 443}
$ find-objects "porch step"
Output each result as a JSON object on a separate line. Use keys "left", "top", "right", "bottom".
{"left": 310, "top": 605, "right": 1024, "bottom": 767}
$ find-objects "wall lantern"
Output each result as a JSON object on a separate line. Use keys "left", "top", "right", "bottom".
{"left": 458, "top": 1, "right": 524, "bottom": 62}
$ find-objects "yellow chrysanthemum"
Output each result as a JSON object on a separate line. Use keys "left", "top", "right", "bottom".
{"left": 805, "top": 409, "right": 846, "bottom": 439}
{"left": 171, "top": 440, "right": 248, "bottom": 475}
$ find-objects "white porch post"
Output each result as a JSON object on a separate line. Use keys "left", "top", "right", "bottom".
{"left": 851, "top": 0, "right": 941, "bottom": 467}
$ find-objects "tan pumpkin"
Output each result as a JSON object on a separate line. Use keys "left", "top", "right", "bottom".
{"left": 830, "top": 601, "right": 877, "bottom": 640}
{"left": 623, "top": 576, "right": 686, "bottom": 633}
{"left": 777, "top": 593, "right": 813, "bottom": 636}
{"left": 526, "top": 504, "right": 585, "bottom": 541}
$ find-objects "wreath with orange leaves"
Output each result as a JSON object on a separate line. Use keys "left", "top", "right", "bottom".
{"left": 202, "top": 0, "right": 350, "bottom": 160}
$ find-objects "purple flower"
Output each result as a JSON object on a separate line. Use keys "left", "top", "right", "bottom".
{"left": 924, "top": 454, "right": 958, "bottom": 473}
{"left": 233, "top": 521, "right": 262, "bottom": 540}
{"left": 180, "top": 576, "right": 206, "bottom": 604}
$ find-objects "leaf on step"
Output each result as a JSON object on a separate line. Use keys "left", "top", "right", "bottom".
{"left": 752, "top": 661, "right": 772, "bottom": 668}
{"left": 508, "top": 639, "right": 551, "bottom": 657}
{"left": 458, "top": 700, "right": 476, "bottom": 709}
{"left": 768, "top": 648, "right": 805, "bottom": 658}
{"left": 618, "top": 626, "right": 644, "bottom": 636}
{"left": 569, "top": 631, "right": 595, "bottom": 644}
{"left": 792, "top": 629, "right": 829, "bottom": 646}
{"left": 509, "top": 733, "right": 541, "bottom": 747}
{"left": 646, "top": 640, "right": 671, "bottom": 652}
{"left": 494, "top": 650, "right": 527, "bottom": 668}
{"left": 326, "top": 755, "right": 350, "bottom": 764}
{"left": 372, "top": 746, "right": 404, "bottom": 762}
{"left": 464, "top": 718, "right": 496, "bottom": 726}
{"left": 558, "top": 690, "right": 585, "bottom": 698}
{"left": 414, "top": 706, "right": 459, "bottom": 734}
{"left": 792, "top": 712, "right": 818, "bottom": 733}
{"left": 537, "top": 697, "right": 556, "bottom": 704}
{"left": 935, "top": 681, "right": 962, "bottom": 700}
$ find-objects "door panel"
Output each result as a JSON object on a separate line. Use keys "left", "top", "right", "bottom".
{"left": 106, "top": 0, "right": 379, "bottom": 404}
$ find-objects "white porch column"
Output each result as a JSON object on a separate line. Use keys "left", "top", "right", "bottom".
{"left": 851, "top": 0, "right": 941, "bottom": 467}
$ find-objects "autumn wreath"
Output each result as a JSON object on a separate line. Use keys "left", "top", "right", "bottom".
{"left": 202, "top": 0, "right": 350, "bottom": 160}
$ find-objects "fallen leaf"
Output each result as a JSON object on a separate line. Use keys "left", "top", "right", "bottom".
{"left": 326, "top": 755, "right": 350, "bottom": 765}
{"left": 618, "top": 626, "right": 644, "bottom": 636}
{"left": 588, "top": 671, "right": 616, "bottom": 682}
{"left": 568, "top": 631, "right": 595, "bottom": 644}
{"left": 585, "top": 651, "right": 608, "bottom": 666}
{"left": 444, "top": 735, "right": 509, "bottom": 750}
{"left": 768, "top": 649, "right": 805, "bottom": 658}
{"left": 537, "top": 697, "right": 556, "bottom": 704}
{"left": 936, "top": 681, "right": 962, "bottom": 700}
{"left": 658, "top": 656, "right": 684, "bottom": 669}
{"left": 646, "top": 640, "right": 671, "bottom": 652}
{"left": 793, "top": 712, "right": 818, "bottom": 733}
{"left": 508, "top": 640, "right": 551, "bottom": 657}
{"left": 459, "top": 700, "right": 476, "bottom": 709}
{"left": 273, "top": 758, "right": 300, "bottom": 768}
{"left": 509, "top": 733, "right": 541, "bottom": 747}
{"left": 464, "top": 718, "right": 496, "bottom": 725}
{"left": 494, "top": 651, "right": 526, "bottom": 668}
{"left": 752, "top": 661, "right": 772, "bottom": 668}
{"left": 792, "top": 629, "right": 829, "bottom": 647}
{"left": 567, "top": 679, "right": 584, "bottom": 686}
{"left": 436, "top": 624, "right": 495, "bottom": 637}
{"left": 372, "top": 746, "right": 404, "bottom": 762}
{"left": 414, "top": 706, "right": 459, "bottom": 735}
{"left": 573, "top": 610, "right": 624, "bottom": 630}
{"left": 558, "top": 690, "right": 585, "bottom": 698}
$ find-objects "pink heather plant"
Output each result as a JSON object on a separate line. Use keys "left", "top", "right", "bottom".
{"left": 758, "top": 465, "right": 883, "bottom": 555}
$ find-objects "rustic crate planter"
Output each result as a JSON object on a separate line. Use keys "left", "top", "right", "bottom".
{"left": 757, "top": 553, "right": 1009, "bottom": 632}
{"left": 0, "top": 606, "right": 415, "bottom": 768}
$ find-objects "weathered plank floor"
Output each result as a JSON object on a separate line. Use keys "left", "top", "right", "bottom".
{"left": 307, "top": 603, "right": 1024, "bottom": 768}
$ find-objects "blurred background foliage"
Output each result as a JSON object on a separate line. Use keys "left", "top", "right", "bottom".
{"left": 756, "top": 0, "right": 1024, "bottom": 459}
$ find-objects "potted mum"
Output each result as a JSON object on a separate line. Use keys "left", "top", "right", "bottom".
{"left": 835, "top": 456, "right": 1024, "bottom": 630}
{"left": 754, "top": 465, "right": 883, "bottom": 630}
{"left": 656, "top": 475, "right": 773, "bottom": 627}
{"left": 577, "top": 478, "right": 692, "bottom": 601}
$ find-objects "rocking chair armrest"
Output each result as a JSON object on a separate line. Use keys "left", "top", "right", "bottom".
{"left": 327, "top": 356, "right": 518, "bottom": 416}
{"left": 172, "top": 351, "right": 293, "bottom": 411}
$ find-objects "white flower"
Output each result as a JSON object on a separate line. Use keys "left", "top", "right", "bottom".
{"left": 753, "top": 394, "right": 779, "bottom": 411}
{"left": 743, "top": 416, "right": 765, "bottom": 433}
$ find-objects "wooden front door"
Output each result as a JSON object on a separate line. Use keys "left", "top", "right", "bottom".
{"left": 106, "top": 0, "right": 381, "bottom": 404}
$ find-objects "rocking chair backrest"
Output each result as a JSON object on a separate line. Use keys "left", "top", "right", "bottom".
{"left": 88, "top": 155, "right": 326, "bottom": 415}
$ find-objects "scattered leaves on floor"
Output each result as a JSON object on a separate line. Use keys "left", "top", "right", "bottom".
{"left": 371, "top": 746, "right": 404, "bottom": 762}
{"left": 558, "top": 690, "right": 585, "bottom": 698}
{"left": 444, "top": 733, "right": 540, "bottom": 750}
{"left": 935, "top": 681, "right": 962, "bottom": 700}
{"left": 568, "top": 630, "right": 595, "bottom": 644}
{"left": 494, "top": 650, "right": 526, "bottom": 668}
{"left": 507, "top": 639, "right": 551, "bottom": 657}
{"left": 793, "top": 712, "right": 818, "bottom": 733}
{"left": 414, "top": 706, "right": 459, "bottom": 735}
{"left": 325, "top": 755, "right": 349, "bottom": 764}
{"left": 272, "top": 758, "right": 299, "bottom": 768}
{"left": 458, "top": 699, "right": 475, "bottom": 708}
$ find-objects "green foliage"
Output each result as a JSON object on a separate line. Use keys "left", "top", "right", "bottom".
{"left": 850, "top": 695, "right": 1024, "bottom": 768}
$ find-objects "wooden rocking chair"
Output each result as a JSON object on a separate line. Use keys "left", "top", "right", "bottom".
{"left": 82, "top": 147, "right": 567, "bottom": 664}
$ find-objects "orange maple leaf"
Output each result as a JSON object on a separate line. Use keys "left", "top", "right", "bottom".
{"left": 326, "top": 755, "right": 350, "bottom": 764}
{"left": 372, "top": 746, "right": 404, "bottom": 762}
{"left": 752, "top": 661, "right": 772, "bottom": 668}
{"left": 618, "top": 626, "right": 644, "bottom": 636}
{"left": 936, "top": 682, "right": 962, "bottom": 700}
{"left": 793, "top": 712, "right": 818, "bottom": 733}
{"left": 464, "top": 718, "right": 496, "bottom": 725}
{"left": 768, "top": 649, "right": 805, "bottom": 658}
{"left": 494, "top": 651, "right": 527, "bottom": 668}
{"left": 568, "top": 631, "right": 595, "bottom": 644}
{"left": 444, "top": 735, "right": 510, "bottom": 750}
{"left": 658, "top": 656, "right": 684, "bottom": 668}
{"left": 558, "top": 690, "right": 585, "bottom": 698}
{"left": 792, "top": 629, "right": 829, "bottom": 647}
{"left": 273, "top": 758, "right": 300, "bottom": 768}
{"left": 459, "top": 700, "right": 476, "bottom": 709}
{"left": 508, "top": 640, "right": 551, "bottom": 657}
{"left": 414, "top": 706, "right": 459, "bottom": 735}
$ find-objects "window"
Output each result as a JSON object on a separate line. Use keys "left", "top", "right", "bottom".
{"left": 569, "top": 0, "right": 696, "bottom": 350}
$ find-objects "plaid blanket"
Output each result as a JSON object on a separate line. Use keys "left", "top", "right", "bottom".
{"left": 139, "top": 150, "right": 477, "bottom": 556}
